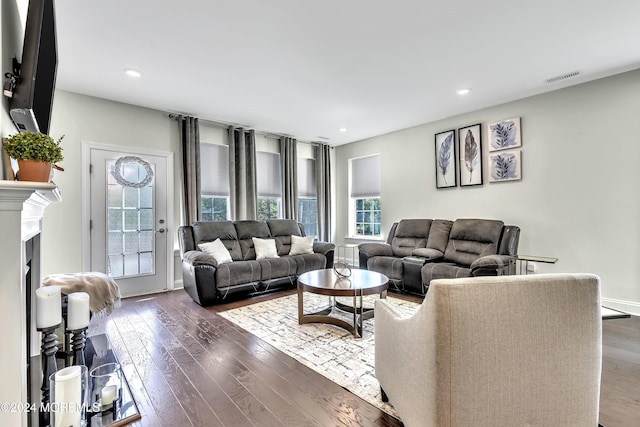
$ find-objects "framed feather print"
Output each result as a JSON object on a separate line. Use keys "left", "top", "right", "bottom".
{"left": 489, "top": 149, "right": 521, "bottom": 182}
{"left": 434, "top": 129, "right": 457, "bottom": 188}
{"left": 488, "top": 117, "right": 521, "bottom": 152}
{"left": 458, "top": 123, "right": 483, "bottom": 186}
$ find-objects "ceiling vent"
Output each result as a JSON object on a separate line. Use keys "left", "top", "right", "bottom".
{"left": 545, "top": 70, "right": 581, "bottom": 84}
{"left": 317, "top": 136, "right": 330, "bottom": 140}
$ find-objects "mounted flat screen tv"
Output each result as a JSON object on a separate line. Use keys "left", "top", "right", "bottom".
{"left": 10, "top": 0, "right": 57, "bottom": 134}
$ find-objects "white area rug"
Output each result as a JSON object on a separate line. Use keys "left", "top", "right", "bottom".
{"left": 219, "top": 293, "right": 419, "bottom": 418}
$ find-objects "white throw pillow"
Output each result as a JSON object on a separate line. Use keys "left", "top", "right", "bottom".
{"left": 198, "top": 238, "right": 233, "bottom": 265}
{"left": 252, "top": 237, "right": 279, "bottom": 260}
{"left": 289, "top": 235, "right": 314, "bottom": 255}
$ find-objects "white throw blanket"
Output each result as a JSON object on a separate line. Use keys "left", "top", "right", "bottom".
{"left": 43, "top": 272, "right": 121, "bottom": 317}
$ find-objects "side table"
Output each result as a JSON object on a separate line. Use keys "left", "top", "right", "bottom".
{"left": 515, "top": 255, "right": 558, "bottom": 275}
{"left": 337, "top": 244, "right": 359, "bottom": 267}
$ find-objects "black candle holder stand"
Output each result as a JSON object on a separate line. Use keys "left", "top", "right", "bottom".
{"left": 37, "top": 322, "right": 61, "bottom": 427}
{"left": 70, "top": 326, "right": 88, "bottom": 367}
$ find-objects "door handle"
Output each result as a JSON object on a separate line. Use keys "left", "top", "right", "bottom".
{"left": 157, "top": 228, "right": 165, "bottom": 233}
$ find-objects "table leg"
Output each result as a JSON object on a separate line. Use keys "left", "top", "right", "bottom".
{"left": 297, "top": 285, "right": 304, "bottom": 324}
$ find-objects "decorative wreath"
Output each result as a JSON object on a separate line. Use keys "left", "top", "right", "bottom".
{"left": 110, "top": 156, "right": 154, "bottom": 188}
{"left": 333, "top": 261, "right": 352, "bottom": 278}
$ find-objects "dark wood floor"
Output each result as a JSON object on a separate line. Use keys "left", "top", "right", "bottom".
{"left": 88, "top": 289, "right": 640, "bottom": 427}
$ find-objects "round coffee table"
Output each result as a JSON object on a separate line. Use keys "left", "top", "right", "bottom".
{"left": 297, "top": 268, "right": 389, "bottom": 338}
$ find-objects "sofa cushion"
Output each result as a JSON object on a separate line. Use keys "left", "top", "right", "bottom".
{"left": 289, "top": 235, "right": 314, "bottom": 255}
{"left": 252, "top": 237, "right": 279, "bottom": 260}
{"left": 293, "top": 253, "right": 327, "bottom": 275}
{"left": 215, "top": 260, "right": 261, "bottom": 288}
{"left": 235, "top": 221, "right": 271, "bottom": 260}
{"left": 367, "top": 256, "right": 404, "bottom": 280}
{"left": 198, "top": 239, "right": 233, "bottom": 265}
{"left": 267, "top": 219, "right": 303, "bottom": 255}
{"left": 443, "top": 219, "right": 504, "bottom": 267}
{"left": 391, "top": 219, "right": 432, "bottom": 257}
{"left": 257, "top": 257, "right": 297, "bottom": 280}
{"left": 192, "top": 221, "right": 242, "bottom": 261}
{"left": 421, "top": 262, "right": 472, "bottom": 284}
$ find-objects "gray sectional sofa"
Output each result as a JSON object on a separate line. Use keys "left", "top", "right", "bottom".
{"left": 358, "top": 218, "right": 520, "bottom": 295}
{"left": 178, "top": 219, "right": 335, "bottom": 306}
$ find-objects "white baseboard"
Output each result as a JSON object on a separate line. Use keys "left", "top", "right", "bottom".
{"left": 601, "top": 297, "right": 640, "bottom": 316}
{"left": 173, "top": 279, "right": 183, "bottom": 290}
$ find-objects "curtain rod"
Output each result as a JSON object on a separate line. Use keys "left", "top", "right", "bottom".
{"left": 167, "top": 113, "right": 333, "bottom": 148}
{"left": 167, "top": 113, "right": 327, "bottom": 147}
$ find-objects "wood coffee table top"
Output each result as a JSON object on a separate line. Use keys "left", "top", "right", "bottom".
{"left": 297, "top": 268, "right": 389, "bottom": 296}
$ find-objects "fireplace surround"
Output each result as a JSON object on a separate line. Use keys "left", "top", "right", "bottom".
{"left": 0, "top": 181, "right": 61, "bottom": 427}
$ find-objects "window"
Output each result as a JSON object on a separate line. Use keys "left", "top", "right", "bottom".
{"left": 354, "top": 197, "right": 381, "bottom": 236}
{"left": 257, "top": 151, "right": 282, "bottom": 220}
{"left": 350, "top": 154, "right": 381, "bottom": 237}
{"left": 297, "top": 158, "right": 318, "bottom": 237}
{"left": 200, "top": 143, "right": 230, "bottom": 221}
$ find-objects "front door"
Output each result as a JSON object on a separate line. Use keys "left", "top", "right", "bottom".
{"left": 89, "top": 147, "right": 170, "bottom": 296}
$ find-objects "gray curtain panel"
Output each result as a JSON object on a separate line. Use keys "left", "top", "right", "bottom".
{"left": 280, "top": 136, "right": 298, "bottom": 220}
{"left": 229, "top": 126, "right": 258, "bottom": 220}
{"left": 316, "top": 143, "right": 332, "bottom": 242}
{"left": 179, "top": 116, "right": 201, "bottom": 225}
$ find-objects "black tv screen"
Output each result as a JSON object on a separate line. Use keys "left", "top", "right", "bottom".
{"left": 10, "top": 0, "right": 57, "bottom": 134}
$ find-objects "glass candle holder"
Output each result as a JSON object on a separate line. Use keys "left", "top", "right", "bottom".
{"left": 89, "top": 362, "right": 123, "bottom": 413}
{"left": 49, "top": 365, "right": 88, "bottom": 427}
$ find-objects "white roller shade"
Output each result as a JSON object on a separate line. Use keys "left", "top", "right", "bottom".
{"left": 350, "top": 154, "right": 380, "bottom": 198}
{"left": 297, "top": 158, "right": 316, "bottom": 198}
{"left": 200, "top": 143, "right": 230, "bottom": 196}
{"left": 257, "top": 151, "right": 282, "bottom": 197}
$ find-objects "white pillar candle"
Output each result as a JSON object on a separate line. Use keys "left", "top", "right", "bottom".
{"left": 36, "top": 285, "right": 62, "bottom": 329}
{"left": 52, "top": 365, "right": 82, "bottom": 427}
{"left": 67, "top": 292, "right": 90, "bottom": 330}
{"left": 100, "top": 384, "right": 117, "bottom": 406}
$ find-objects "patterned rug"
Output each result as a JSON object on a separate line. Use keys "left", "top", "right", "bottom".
{"left": 219, "top": 293, "right": 419, "bottom": 418}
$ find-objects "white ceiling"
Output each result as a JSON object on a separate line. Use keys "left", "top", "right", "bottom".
{"left": 53, "top": 0, "right": 640, "bottom": 145}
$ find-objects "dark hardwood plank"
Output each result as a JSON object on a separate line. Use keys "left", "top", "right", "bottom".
{"left": 165, "top": 291, "right": 396, "bottom": 426}
{"left": 89, "top": 288, "right": 638, "bottom": 427}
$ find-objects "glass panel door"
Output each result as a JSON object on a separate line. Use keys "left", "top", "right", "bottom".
{"left": 106, "top": 161, "right": 155, "bottom": 277}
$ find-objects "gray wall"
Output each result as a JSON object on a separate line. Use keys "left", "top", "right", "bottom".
{"left": 46, "top": 90, "right": 182, "bottom": 278}
{"left": 335, "top": 69, "right": 640, "bottom": 311}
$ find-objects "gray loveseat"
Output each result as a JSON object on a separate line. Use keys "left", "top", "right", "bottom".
{"left": 178, "top": 219, "right": 335, "bottom": 306}
{"left": 358, "top": 218, "right": 520, "bottom": 295}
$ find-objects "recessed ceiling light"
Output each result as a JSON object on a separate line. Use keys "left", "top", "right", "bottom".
{"left": 456, "top": 88, "right": 471, "bottom": 95}
{"left": 339, "top": 128, "right": 348, "bottom": 132}
{"left": 124, "top": 68, "right": 142, "bottom": 78}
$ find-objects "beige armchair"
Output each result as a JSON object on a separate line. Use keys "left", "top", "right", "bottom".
{"left": 375, "top": 273, "right": 602, "bottom": 427}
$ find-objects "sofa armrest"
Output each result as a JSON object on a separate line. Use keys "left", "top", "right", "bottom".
{"left": 470, "top": 254, "right": 515, "bottom": 276}
{"left": 182, "top": 250, "right": 222, "bottom": 267}
{"left": 312, "top": 241, "right": 335, "bottom": 268}
{"left": 358, "top": 242, "right": 393, "bottom": 257}
{"left": 312, "top": 241, "right": 335, "bottom": 255}
{"left": 358, "top": 242, "right": 393, "bottom": 270}
{"left": 181, "top": 255, "right": 219, "bottom": 306}
{"left": 411, "top": 248, "right": 444, "bottom": 261}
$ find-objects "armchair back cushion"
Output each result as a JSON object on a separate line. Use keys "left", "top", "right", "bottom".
{"left": 391, "top": 219, "right": 432, "bottom": 257}
{"left": 443, "top": 219, "right": 504, "bottom": 267}
{"left": 192, "top": 221, "right": 242, "bottom": 260}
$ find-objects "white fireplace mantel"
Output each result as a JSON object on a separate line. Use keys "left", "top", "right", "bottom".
{"left": 0, "top": 180, "right": 61, "bottom": 427}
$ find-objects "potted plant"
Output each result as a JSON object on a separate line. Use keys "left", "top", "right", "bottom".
{"left": 2, "top": 131, "right": 64, "bottom": 182}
